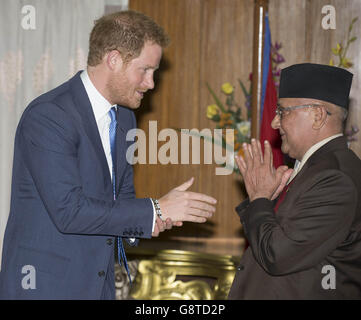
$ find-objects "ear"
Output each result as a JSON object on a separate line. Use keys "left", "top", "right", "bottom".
{"left": 312, "top": 106, "right": 328, "bottom": 130}
{"left": 271, "top": 114, "right": 280, "bottom": 130}
{"left": 105, "top": 50, "right": 124, "bottom": 71}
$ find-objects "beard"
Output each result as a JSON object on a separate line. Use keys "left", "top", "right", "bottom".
{"left": 106, "top": 73, "right": 142, "bottom": 109}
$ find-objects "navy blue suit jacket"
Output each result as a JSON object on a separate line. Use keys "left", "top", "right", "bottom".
{"left": 0, "top": 72, "right": 153, "bottom": 299}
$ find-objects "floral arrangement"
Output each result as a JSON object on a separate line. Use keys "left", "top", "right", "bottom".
{"left": 205, "top": 43, "right": 285, "bottom": 172}
{"left": 345, "top": 125, "right": 360, "bottom": 143}
{"left": 206, "top": 80, "right": 251, "bottom": 157}
{"left": 329, "top": 17, "right": 358, "bottom": 68}
{"left": 270, "top": 42, "right": 285, "bottom": 90}
{"left": 329, "top": 17, "right": 359, "bottom": 143}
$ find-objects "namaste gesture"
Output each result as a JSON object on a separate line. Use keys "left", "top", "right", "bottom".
{"left": 235, "top": 139, "right": 293, "bottom": 202}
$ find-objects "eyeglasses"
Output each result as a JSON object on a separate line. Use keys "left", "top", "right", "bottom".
{"left": 275, "top": 104, "right": 332, "bottom": 119}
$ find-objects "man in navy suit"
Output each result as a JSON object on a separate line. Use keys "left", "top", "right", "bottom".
{"left": 0, "top": 10, "right": 217, "bottom": 299}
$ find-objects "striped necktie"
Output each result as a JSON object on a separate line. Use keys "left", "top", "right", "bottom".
{"left": 108, "top": 106, "right": 132, "bottom": 284}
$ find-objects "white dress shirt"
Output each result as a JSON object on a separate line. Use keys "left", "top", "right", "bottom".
{"left": 80, "top": 70, "right": 156, "bottom": 233}
{"left": 288, "top": 133, "right": 343, "bottom": 184}
{"left": 80, "top": 70, "right": 115, "bottom": 179}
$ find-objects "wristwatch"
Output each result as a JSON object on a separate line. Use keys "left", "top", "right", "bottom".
{"left": 151, "top": 198, "right": 164, "bottom": 221}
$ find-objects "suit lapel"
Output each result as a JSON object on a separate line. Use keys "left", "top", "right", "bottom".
{"left": 307, "top": 136, "right": 348, "bottom": 163}
{"left": 69, "top": 72, "right": 112, "bottom": 190}
{"left": 291, "top": 136, "right": 348, "bottom": 186}
{"left": 275, "top": 136, "right": 348, "bottom": 224}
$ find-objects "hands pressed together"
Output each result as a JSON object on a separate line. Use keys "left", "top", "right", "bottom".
{"left": 152, "top": 139, "right": 292, "bottom": 237}
{"left": 235, "top": 139, "right": 293, "bottom": 202}
{"left": 152, "top": 177, "right": 217, "bottom": 237}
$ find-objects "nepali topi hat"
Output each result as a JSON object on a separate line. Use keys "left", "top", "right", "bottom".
{"left": 279, "top": 63, "right": 353, "bottom": 109}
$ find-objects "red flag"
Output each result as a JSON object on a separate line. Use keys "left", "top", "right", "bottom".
{"left": 243, "top": 59, "right": 283, "bottom": 253}
{"left": 260, "top": 62, "right": 283, "bottom": 168}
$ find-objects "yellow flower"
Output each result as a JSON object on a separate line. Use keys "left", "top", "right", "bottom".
{"left": 221, "top": 82, "right": 234, "bottom": 95}
{"left": 341, "top": 57, "right": 353, "bottom": 68}
{"left": 331, "top": 43, "right": 342, "bottom": 55}
{"left": 206, "top": 104, "right": 219, "bottom": 119}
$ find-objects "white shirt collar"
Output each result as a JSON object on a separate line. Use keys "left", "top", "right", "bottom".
{"left": 288, "top": 133, "right": 343, "bottom": 183}
{"left": 80, "top": 70, "right": 115, "bottom": 122}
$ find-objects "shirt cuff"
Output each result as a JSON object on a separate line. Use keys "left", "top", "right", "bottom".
{"left": 150, "top": 198, "right": 157, "bottom": 232}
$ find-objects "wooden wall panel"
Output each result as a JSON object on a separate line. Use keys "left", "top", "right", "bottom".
{"left": 197, "top": 0, "right": 253, "bottom": 250}
{"left": 303, "top": 0, "right": 361, "bottom": 158}
{"left": 130, "top": 0, "right": 204, "bottom": 205}
{"left": 129, "top": 0, "right": 361, "bottom": 256}
{"left": 129, "top": 0, "right": 253, "bottom": 256}
{"left": 268, "top": 0, "right": 307, "bottom": 65}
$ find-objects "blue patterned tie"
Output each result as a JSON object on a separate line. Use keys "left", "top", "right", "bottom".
{"left": 108, "top": 107, "right": 132, "bottom": 284}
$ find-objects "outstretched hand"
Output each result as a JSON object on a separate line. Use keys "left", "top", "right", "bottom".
{"left": 158, "top": 177, "right": 217, "bottom": 223}
{"left": 235, "top": 139, "right": 293, "bottom": 202}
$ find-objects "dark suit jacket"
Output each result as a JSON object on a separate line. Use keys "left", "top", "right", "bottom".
{"left": 228, "top": 136, "right": 361, "bottom": 299}
{"left": 0, "top": 72, "right": 153, "bottom": 299}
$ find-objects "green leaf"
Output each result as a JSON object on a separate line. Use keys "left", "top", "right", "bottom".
{"left": 349, "top": 17, "right": 358, "bottom": 31}
{"left": 349, "top": 36, "right": 357, "bottom": 43}
{"left": 226, "top": 95, "right": 233, "bottom": 107}
{"left": 238, "top": 79, "right": 249, "bottom": 97}
{"left": 206, "top": 82, "right": 226, "bottom": 113}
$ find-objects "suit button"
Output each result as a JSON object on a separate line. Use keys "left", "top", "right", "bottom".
{"left": 237, "top": 265, "right": 244, "bottom": 271}
{"left": 106, "top": 238, "right": 113, "bottom": 245}
{"left": 98, "top": 270, "right": 105, "bottom": 277}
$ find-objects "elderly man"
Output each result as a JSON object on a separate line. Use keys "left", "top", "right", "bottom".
{"left": 228, "top": 63, "right": 361, "bottom": 299}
